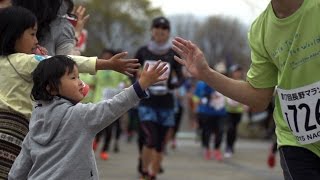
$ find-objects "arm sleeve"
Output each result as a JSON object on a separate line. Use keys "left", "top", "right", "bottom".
{"left": 75, "top": 85, "right": 142, "bottom": 134}
{"left": 8, "top": 136, "right": 33, "bottom": 180}
{"left": 11, "top": 54, "right": 96, "bottom": 81}
{"left": 13, "top": 54, "right": 41, "bottom": 81}
{"left": 56, "top": 43, "right": 75, "bottom": 56}
{"left": 246, "top": 24, "right": 278, "bottom": 88}
{"left": 55, "top": 19, "right": 76, "bottom": 55}
{"left": 68, "top": 55, "right": 97, "bottom": 75}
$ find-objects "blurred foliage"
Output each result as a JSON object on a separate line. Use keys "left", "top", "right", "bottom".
{"left": 77, "top": 0, "right": 162, "bottom": 56}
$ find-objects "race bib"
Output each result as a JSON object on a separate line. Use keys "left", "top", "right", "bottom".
{"left": 277, "top": 81, "right": 320, "bottom": 144}
{"left": 226, "top": 97, "right": 240, "bottom": 107}
{"left": 209, "top": 91, "right": 225, "bottom": 110}
{"left": 144, "top": 60, "right": 171, "bottom": 95}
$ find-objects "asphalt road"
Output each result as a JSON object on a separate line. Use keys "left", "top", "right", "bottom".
{"left": 95, "top": 134, "right": 283, "bottom": 180}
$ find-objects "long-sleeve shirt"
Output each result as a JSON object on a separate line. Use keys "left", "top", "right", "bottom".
{"left": 0, "top": 53, "right": 96, "bottom": 119}
{"left": 8, "top": 83, "right": 147, "bottom": 179}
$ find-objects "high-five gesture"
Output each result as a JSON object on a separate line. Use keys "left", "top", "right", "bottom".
{"left": 139, "top": 60, "right": 168, "bottom": 90}
{"left": 172, "top": 37, "right": 210, "bottom": 80}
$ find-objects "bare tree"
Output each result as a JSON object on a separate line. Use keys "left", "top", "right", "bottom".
{"left": 194, "top": 16, "right": 250, "bottom": 69}
{"left": 169, "top": 14, "right": 200, "bottom": 41}
{"left": 80, "top": 0, "right": 162, "bottom": 56}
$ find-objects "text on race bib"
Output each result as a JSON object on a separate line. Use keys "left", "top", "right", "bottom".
{"left": 278, "top": 81, "right": 320, "bottom": 144}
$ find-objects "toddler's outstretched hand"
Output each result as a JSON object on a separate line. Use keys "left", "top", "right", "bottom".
{"left": 138, "top": 60, "right": 168, "bottom": 90}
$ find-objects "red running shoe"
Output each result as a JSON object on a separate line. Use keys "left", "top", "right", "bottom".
{"left": 213, "top": 149, "right": 223, "bottom": 161}
{"left": 204, "top": 149, "right": 211, "bottom": 160}
{"left": 267, "top": 152, "right": 276, "bottom": 168}
{"left": 100, "top": 152, "right": 109, "bottom": 160}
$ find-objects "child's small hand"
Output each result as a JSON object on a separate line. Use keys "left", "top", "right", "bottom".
{"left": 138, "top": 60, "right": 168, "bottom": 90}
{"left": 72, "top": 5, "right": 90, "bottom": 36}
{"left": 34, "top": 45, "right": 48, "bottom": 55}
{"left": 107, "top": 52, "right": 140, "bottom": 76}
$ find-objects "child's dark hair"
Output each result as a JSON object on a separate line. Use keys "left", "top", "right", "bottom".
{"left": 31, "top": 55, "right": 77, "bottom": 101}
{"left": 0, "top": 6, "right": 37, "bottom": 56}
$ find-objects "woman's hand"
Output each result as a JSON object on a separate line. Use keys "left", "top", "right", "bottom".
{"left": 72, "top": 5, "right": 90, "bottom": 38}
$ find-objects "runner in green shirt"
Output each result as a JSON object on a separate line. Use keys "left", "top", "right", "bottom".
{"left": 172, "top": 0, "right": 320, "bottom": 179}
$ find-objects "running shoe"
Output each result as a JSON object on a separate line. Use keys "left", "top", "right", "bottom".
{"left": 204, "top": 149, "right": 211, "bottom": 160}
{"left": 100, "top": 152, "right": 109, "bottom": 160}
{"left": 224, "top": 151, "right": 233, "bottom": 158}
{"left": 213, "top": 149, "right": 223, "bottom": 161}
{"left": 113, "top": 143, "right": 119, "bottom": 153}
{"left": 224, "top": 148, "right": 233, "bottom": 158}
{"left": 267, "top": 152, "right": 276, "bottom": 168}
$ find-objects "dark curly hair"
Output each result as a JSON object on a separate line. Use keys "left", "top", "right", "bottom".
{"left": 31, "top": 55, "right": 77, "bottom": 101}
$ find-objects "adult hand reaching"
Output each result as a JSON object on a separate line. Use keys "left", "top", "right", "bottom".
{"left": 97, "top": 52, "right": 140, "bottom": 77}
{"left": 172, "top": 37, "right": 210, "bottom": 80}
{"left": 72, "top": 5, "right": 90, "bottom": 38}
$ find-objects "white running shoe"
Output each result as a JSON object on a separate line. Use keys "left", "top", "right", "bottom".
{"left": 224, "top": 151, "right": 233, "bottom": 158}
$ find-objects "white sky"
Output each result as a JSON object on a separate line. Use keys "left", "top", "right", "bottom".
{"left": 150, "top": 0, "right": 270, "bottom": 24}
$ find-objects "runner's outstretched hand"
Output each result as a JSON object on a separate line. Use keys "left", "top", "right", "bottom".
{"left": 172, "top": 37, "right": 210, "bottom": 80}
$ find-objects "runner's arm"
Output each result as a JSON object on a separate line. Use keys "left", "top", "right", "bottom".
{"left": 200, "top": 67, "right": 274, "bottom": 112}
